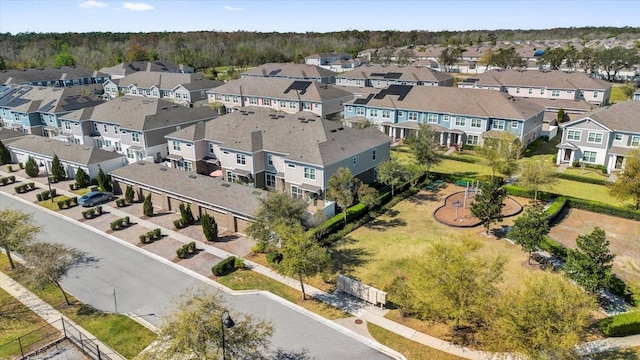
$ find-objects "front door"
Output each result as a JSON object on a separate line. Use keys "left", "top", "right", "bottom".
{"left": 563, "top": 149, "right": 572, "bottom": 162}
{"left": 615, "top": 156, "right": 624, "bottom": 169}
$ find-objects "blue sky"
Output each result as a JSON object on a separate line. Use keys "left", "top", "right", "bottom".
{"left": 1, "top": 0, "right": 639, "bottom": 34}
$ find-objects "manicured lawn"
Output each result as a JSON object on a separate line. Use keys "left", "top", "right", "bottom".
{"left": 217, "top": 269, "right": 350, "bottom": 320}
{"left": 368, "top": 323, "right": 465, "bottom": 360}
{"left": 72, "top": 187, "right": 91, "bottom": 196}
{"left": 431, "top": 158, "right": 494, "bottom": 178}
{"left": 552, "top": 178, "right": 625, "bottom": 206}
{"left": 562, "top": 166, "right": 609, "bottom": 180}
{"left": 610, "top": 86, "right": 629, "bottom": 104}
{"left": 37, "top": 195, "right": 70, "bottom": 211}
{"left": 0, "top": 256, "right": 156, "bottom": 359}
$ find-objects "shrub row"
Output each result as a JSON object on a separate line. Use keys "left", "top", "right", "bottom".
{"left": 539, "top": 236, "right": 568, "bottom": 261}
{"left": 566, "top": 198, "right": 640, "bottom": 221}
{"left": 572, "top": 161, "right": 608, "bottom": 174}
{"left": 15, "top": 182, "right": 36, "bottom": 193}
{"left": 36, "top": 189, "right": 57, "bottom": 201}
{"left": 503, "top": 185, "right": 553, "bottom": 202}
{"left": 115, "top": 198, "right": 127, "bottom": 207}
{"left": 211, "top": 256, "right": 237, "bottom": 276}
{"left": 176, "top": 241, "right": 196, "bottom": 259}
{"left": 599, "top": 312, "right": 640, "bottom": 337}
{"left": 437, "top": 154, "right": 480, "bottom": 163}
{"left": 110, "top": 216, "right": 130, "bottom": 231}
{"left": 266, "top": 252, "right": 283, "bottom": 265}
{"left": 56, "top": 197, "right": 78, "bottom": 210}
{"left": 556, "top": 172, "right": 609, "bottom": 185}
{"left": 6, "top": 165, "right": 13, "bottom": 172}
{"left": 82, "top": 206, "right": 103, "bottom": 219}
{"left": 0, "top": 175, "right": 16, "bottom": 185}
{"left": 139, "top": 228, "right": 162, "bottom": 244}
{"left": 544, "top": 196, "right": 567, "bottom": 225}
{"left": 173, "top": 218, "right": 190, "bottom": 229}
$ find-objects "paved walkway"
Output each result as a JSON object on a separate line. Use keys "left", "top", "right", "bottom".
{"left": 1, "top": 169, "right": 638, "bottom": 359}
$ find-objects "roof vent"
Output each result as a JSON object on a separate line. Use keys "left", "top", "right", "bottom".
{"left": 252, "top": 191, "right": 262, "bottom": 195}
{"left": 189, "top": 174, "right": 197, "bottom": 179}
{"left": 159, "top": 167, "right": 167, "bottom": 171}
{"left": 221, "top": 183, "right": 231, "bottom": 187}
{"left": 138, "top": 162, "right": 145, "bottom": 165}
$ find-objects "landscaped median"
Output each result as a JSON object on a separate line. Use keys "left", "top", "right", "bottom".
{"left": 0, "top": 255, "right": 156, "bottom": 359}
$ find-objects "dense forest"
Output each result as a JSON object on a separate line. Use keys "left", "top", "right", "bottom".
{"left": 0, "top": 27, "right": 639, "bottom": 72}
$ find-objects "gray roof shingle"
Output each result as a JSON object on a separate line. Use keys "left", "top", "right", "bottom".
{"left": 0, "top": 66, "right": 108, "bottom": 86}
{"left": 7, "top": 135, "right": 125, "bottom": 165}
{"left": 568, "top": 100, "right": 640, "bottom": 132}
{"left": 0, "top": 85, "right": 104, "bottom": 114}
{"left": 99, "top": 61, "right": 194, "bottom": 77}
{"left": 242, "top": 63, "right": 338, "bottom": 79}
{"left": 208, "top": 77, "right": 353, "bottom": 102}
{"left": 337, "top": 64, "right": 453, "bottom": 83}
{"left": 113, "top": 72, "right": 222, "bottom": 91}
{"left": 461, "top": 69, "right": 611, "bottom": 90}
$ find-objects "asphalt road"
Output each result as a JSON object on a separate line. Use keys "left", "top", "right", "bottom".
{"left": 1, "top": 193, "right": 392, "bottom": 359}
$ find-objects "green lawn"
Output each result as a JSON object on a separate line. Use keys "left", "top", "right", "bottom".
{"left": 37, "top": 195, "right": 70, "bottom": 211}
{"left": 0, "top": 256, "right": 156, "bottom": 359}
{"left": 368, "top": 323, "right": 464, "bottom": 360}
{"left": 610, "top": 86, "right": 629, "bottom": 104}
{"left": 562, "top": 166, "right": 609, "bottom": 180}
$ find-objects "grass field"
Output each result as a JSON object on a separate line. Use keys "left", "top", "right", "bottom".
{"left": 0, "top": 256, "right": 156, "bottom": 359}
{"left": 368, "top": 323, "right": 465, "bottom": 360}
{"left": 610, "top": 85, "right": 630, "bottom": 104}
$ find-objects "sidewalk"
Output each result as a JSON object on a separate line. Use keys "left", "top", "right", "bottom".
{"left": 0, "top": 269, "right": 124, "bottom": 359}
{"left": 0, "top": 169, "right": 637, "bottom": 359}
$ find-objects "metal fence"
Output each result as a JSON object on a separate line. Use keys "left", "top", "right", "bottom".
{"left": 0, "top": 318, "right": 125, "bottom": 360}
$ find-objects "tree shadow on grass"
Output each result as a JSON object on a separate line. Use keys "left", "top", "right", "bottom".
{"left": 586, "top": 348, "right": 640, "bottom": 360}
{"left": 364, "top": 208, "right": 407, "bottom": 231}
{"left": 407, "top": 191, "right": 440, "bottom": 205}
{"left": 327, "top": 236, "right": 371, "bottom": 276}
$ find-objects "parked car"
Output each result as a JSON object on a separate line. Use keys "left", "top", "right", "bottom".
{"left": 78, "top": 191, "right": 114, "bottom": 207}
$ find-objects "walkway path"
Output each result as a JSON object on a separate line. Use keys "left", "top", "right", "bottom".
{"left": 0, "top": 169, "right": 638, "bottom": 359}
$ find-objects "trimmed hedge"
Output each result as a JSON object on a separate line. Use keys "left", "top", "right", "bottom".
{"left": 567, "top": 198, "right": 640, "bottom": 221}
{"left": 211, "top": 256, "right": 237, "bottom": 276}
{"left": 115, "top": 198, "right": 127, "bottom": 207}
{"left": 503, "top": 184, "right": 553, "bottom": 202}
{"left": 0, "top": 176, "right": 16, "bottom": 185}
{"left": 56, "top": 197, "right": 78, "bottom": 210}
{"left": 556, "top": 172, "right": 608, "bottom": 185}
{"left": 438, "top": 154, "right": 480, "bottom": 164}
{"left": 139, "top": 228, "right": 161, "bottom": 244}
{"left": 599, "top": 312, "right": 640, "bottom": 337}
{"left": 110, "top": 216, "right": 130, "bottom": 231}
{"left": 174, "top": 218, "right": 187, "bottom": 229}
{"left": 544, "top": 196, "right": 567, "bottom": 224}
{"left": 176, "top": 241, "right": 196, "bottom": 259}
{"left": 539, "top": 236, "right": 568, "bottom": 261}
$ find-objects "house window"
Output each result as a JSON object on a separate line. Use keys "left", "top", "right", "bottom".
{"left": 540, "top": 89, "right": 545, "bottom": 95}
{"left": 427, "top": 114, "right": 438, "bottom": 123}
{"left": 64, "top": 122, "right": 71, "bottom": 130}
{"left": 236, "top": 154, "right": 246, "bottom": 165}
{"left": 267, "top": 154, "right": 273, "bottom": 166}
{"left": 93, "top": 123, "right": 98, "bottom": 132}
{"left": 216, "top": 94, "right": 223, "bottom": 101}
{"left": 226, "top": 171, "right": 237, "bottom": 183}
{"left": 356, "top": 107, "right": 365, "bottom": 115}
{"left": 409, "top": 112, "right": 418, "bottom": 121}
{"left": 266, "top": 173, "right": 276, "bottom": 188}
{"left": 291, "top": 186, "right": 304, "bottom": 199}
{"left": 353, "top": 157, "right": 357, "bottom": 166}
{"left": 587, "top": 132, "right": 603, "bottom": 144}
{"left": 224, "top": 95, "right": 230, "bottom": 102}
{"left": 466, "top": 134, "right": 479, "bottom": 145}
{"left": 304, "top": 167, "right": 316, "bottom": 180}
{"left": 114, "top": 127, "right": 118, "bottom": 134}
{"left": 594, "top": 91, "right": 599, "bottom": 98}
{"left": 290, "top": 101, "right": 297, "bottom": 108}
{"left": 233, "top": 96, "right": 239, "bottom": 103}
{"left": 552, "top": 90, "right": 560, "bottom": 97}
{"left": 126, "top": 148, "right": 134, "bottom": 159}
{"left": 209, "top": 143, "right": 215, "bottom": 153}
{"left": 131, "top": 133, "right": 140, "bottom": 142}
{"left": 115, "top": 142, "right": 122, "bottom": 152}
{"left": 398, "top": 111, "right": 404, "bottom": 117}
{"left": 172, "top": 140, "right": 181, "bottom": 151}
{"left": 250, "top": 97, "right": 257, "bottom": 105}
{"left": 263, "top": 98, "right": 271, "bottom": 106}
{"left": 287, "top": 163, "right": 296, "bottom": 169}
{"left": 382, "top": 110, "right": 390, "bottom": 119}
{"left": 516, "top": 87, "right": 520, "bottom": 94}
{"left": 104, "top": 140, "right": 112, "bottom": 147}
{"left": 567, "top": 129, "right": 581, "bottom": 141}
{"left": 372, "top": 149, "right": 376, "bottom": 160}
{"left": 528, "top": 88, "right": 533, "bottom": 94}
{"left": 492, "top": 120, "right": 505, "bottom": 130}
{"left": 511, "top": 121, "right": 519, "bottom": 129}
{"left": 303, "top": 102, "right": 311, "bottom": 110}
{"left": 281, "top": 100, "right": 287, "bottom": 107}
{"left": 454, "top": 117, "right": 465, "bottom": 126}
{"left": 443, "top": 115, "right": 449, "bottom": 122}
{"left": 471, "top": 119, "right": 482, "bottom": 128}
{"left": 614, "top": 134, "right": 623, "bottom": 141}
{"left": 582, "top": 151, "right": 597, "bottom": 163}
{"left": 631, "top": 136, "right": 640, "bottom": 147}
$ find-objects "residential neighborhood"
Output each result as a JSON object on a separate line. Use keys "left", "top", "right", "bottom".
{"left": 1, "top": 3, "right": 640, "bottom": 360}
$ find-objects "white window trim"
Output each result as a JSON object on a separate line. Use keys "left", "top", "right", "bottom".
{"left": 587, "top": 131, "right": 603, "bottom": 144}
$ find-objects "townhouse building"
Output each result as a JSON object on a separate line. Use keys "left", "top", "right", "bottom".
{"left": 305, "top": 52, "right": 366, "bottom": 73}
{"left": 634, "top": 90, "right": 640, "bottom": 101}
{"left": 99, "top": 61, "right": 194, "bottom": 80}
{"left": 164, "top": 107, "right": 391, "bottom": 213}
{"left": 102, "top": 72, "right": 222, "bottom": 106}
{"left": 459, "top": 69, "right": 612, "bottom": 106}
{"left": 343, "top": 85, "right": 545, "bottom": 147}
{"left": 57, "top": 97, "right": 218, "bottom": 164}
{"left": 336, "top": 64, "right": 454, "bottom": 88}
{"left": 0, "top": 66, "right": 110, "bottom": 88}
{"left": 557, "top": 100, "right": 640, "bottom": 173}
{"left": 241, "top": 63, "right": 338, "bottom": 84}
{"left": 206, "top": 77, "right": 353, "bottom": 118}
{"left": 0, "top": 85, "right": 104, "bottom": 136}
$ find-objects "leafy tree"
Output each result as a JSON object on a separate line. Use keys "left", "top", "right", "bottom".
{"left": 125, "top": 185, "right": 135, "bottom": 203}
{"left": 0, "top": 55, "right": 6, "bottom": 70}
{"left": 0, "top": 209, "right": 42, "bottom": 270}
{"left": 0, "top": 140, "right": 11, "bottom": 165}
{"left": 438, "top": 47, "right": 464, "bottom": 72}
{"left": 579, "top": 47, "right": 598, "bottom": 74}
{"left": 327, "top": 167, "right": 360, "bottom": 223}
{"left": 201, "top": 213, "right": 218, "bottom": 242}
{"left": 608, "top": 148, "right": 640, "bottom": 210}
{"left": 538, "top": 47, "right": 566, "bottom": 70}
{"left": 376, "top": 158, "right": 407, "bottom": 196}
{"left": 564, "top": 44, "right": 579, "bottom": 70}
{"left": 74, "top": 167, "right": 90, "bottom": 188}
{"left": 357, "top": 183, "right": 379, "bottom": 209}
{"left": 556, "top": 107, "right": 567, "bottom": 123}
{"left": 246, "top": 192, "right": 308, "bottom": 248}
{"left": 50, "top": 153, "right": 65, "bottom": 181}
{"left": 478, "top": 132, "right": 523, "bottom": 178}
{"left": 24, "top": 156, "right": 39, "bottom": 177}
{"left": 275, "top": 223, "right": 330, "bottom": 301}
{"left": 621, "top": 81, "right": 638, "bottom": 100}
{"left": 125, "top": 43, "right": 148, "bottom": 62}
{"left": 140, "top": 289, "right": 274, "bottom": 360}
{"left": 478, "top": 49, "right": 494, "bottom": 70}
{"left": 484, "top": 272, "right": 596, "bottom": 359}
{"left": 470, "top": 178, "right": 506, "bottom": 234}
{"left": 593, "top": 46, "right": 640, "bottom": 81}
{"left": 54, "top": 44, "right": 76, "bottom": 67}
{"left": 508, "top": 204, "right": 549, "bottom": 264}
{"left": 396, "top": 48, "right": 414, "bottom": 66}
{"left": 489, "top": 47, "right": 526, "bottom": 69}
{"left": 390, "top": 237, "right": 506, "bottom": 329}
{"left": 96, "top": 165, "right": 112, "bottom": 192}
{"left": 143, "top": 193, "right": 154, "bottom": 216}
{"left": 21, "top": 242, "right": 82, "bottom": 306}
{"left": 518, "top": 159, "right": 556, "bottom": 201}
{"left": 405, "top": 124, "right": 441, "bottom": 177}
{"left": 564, "top": 227, "right": 615, "bottom": 294}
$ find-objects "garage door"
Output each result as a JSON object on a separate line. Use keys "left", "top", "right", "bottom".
{"left": 235, "top": 217, "right": 251, "bottom": 235}
{"left": 140, "top": 189, "right": 163, "bottom": 210}
{"left": 167, "top": 197, "right": 191, "bottom": 213}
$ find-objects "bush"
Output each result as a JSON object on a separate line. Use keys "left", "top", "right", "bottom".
{"left": 24, "top": 157, "right": 39, "bottom": 177}
{"left": 82, "top": 208, "right": 96, "bottom": 219}
{"left": 211, "top": 256, "right": 237, "bottom": 276}
{"left": 110, "top": 219, "right": 121, "bottom": 231}
{"left": 504, "top": 184, "right": 553, "bottom": 202}
{"left": 153, "top": 228, "right": 161, "bottom": 238}
{"left": 234, "top": 257, "right": 244, "bottom": 269}
{"left": 115, "top": 198, "right": 126, "bottom": 207}
{"left": 69, "top": 183, "right": 78, "bottom": 190}
{"left": 18, "top": 162, "right": 24, "bottom": 169}
{"left": 173, "top": 219, "right": 185, "bottom": 229}
{"left": 176, "top": 247, "right": 187, "bottom": 259}
{"left": 143, "top": 193, "right": 153, "bottom": 216}
{"left": 6, "top": 165, "right": 12, "bottom": 172}
{"left": 438, "top": 154, "right": 479, "bottom": 163}
{"left": 125, "top": 185, "right": 134, "bottom": 203}
{"left": 74, "top": 168, "right": 90, "bottom": 188}
{"left": 95, "top": 205, "right": 102, "bottom": 214}
{"left": 15, "top": 184, "right": 26, "bottom": 193}
{"left": 567, "top": 198, "right": 640, "bottom": 221}
{"left": 0, "top": 177, "right": 7, "bottom": 185}
{"left": 123, "top": 216, "right": 130, "bottom": 225}
{"left": 57, "top": 201, "right": 65, "bottom": 210}
{"left": 201, "top": 213, "right": 218, "bottom": 241}
{"left": 544, "top": 197, "right": 567, "bottom": 224}
{"left": 28, "top": 182, "right": 35, "bottom": 190}
{"left": 539, "top": 236, "right": 568, "bottom": 261}
{"left": 600, "top": 312, "right": 640, "bottom": 337}
{"left": 555, "top": 172, "right": 608, "bottom": 185}
{"left": 251, "top": 241, "right": 268, "bottom": 254}
{"left": 8, "top": 175, "right": 14, "bottom": 182}
{"left": 139, "top": 234, "right": 148, "bottom": 244}
{"left": 176, "top": 241, "right": 197, "bottom": 259}
{"left": 36, "top": 193, "right": 43, "bottom": 201}
{"left": 70, "top": 197, "right": 78, "bottom": 206}
{"left": 266, "top": 252, "right": 283, "bottom": 265}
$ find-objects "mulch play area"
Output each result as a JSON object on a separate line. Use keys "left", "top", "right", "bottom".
{"left": 433, "top": 190, "right": 523, "bottom": 227}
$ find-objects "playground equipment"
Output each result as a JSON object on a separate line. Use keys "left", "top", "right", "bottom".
{"left": 462, "top": 180, "right": 481, "bottom": 208}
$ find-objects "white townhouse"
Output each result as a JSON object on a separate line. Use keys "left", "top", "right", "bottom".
{"left": 241, "top": 63, "right": 338, "bottom": 84}
{"left": 336, "top": 64, "right": 454, "bottom": 88}
{"left": 99, "top": 61, "right": 194, "bottom": 80}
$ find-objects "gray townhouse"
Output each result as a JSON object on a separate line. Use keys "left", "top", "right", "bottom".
{"left": 206, "top": 77, "right": 354, "bottom": 118}
{"left": 0, "top": 85, "right": 104, "bottom": 136}
{"left": 304, "top": 52, "right": 366, "bottom": 73}
{"left": 57, "top": 96, "right": 218, "bottom": 164}
{"left": 102, "top": 72, "right": 223, "bottom": 107}
{"left": 634, "top": 90, "right": 640, "bottom": 101}
{"left": 343, "top": 85, "right": 545, "bottom": 147}
{"left": 99, "top": 61, "right": 194, "bottom": 80}
{"left": 241, "top": 63, "right": 338, "bottom": 84}
{"left": 335, "top": 64, "right": 454, "bottom": 88}
{"left": 0, "top": 66, "right": 110, "bottom": 88}
{"left": 164, "top": 107, "right": 391, "bottom": 215}
{"left": 557, "top": 100, "right": 640, "bottom": 173}
{"left": 459, "top": 69, "right": 612, "bottom": 106}
{"left": 8, "top": 135, "right": 127, "bottom": 180}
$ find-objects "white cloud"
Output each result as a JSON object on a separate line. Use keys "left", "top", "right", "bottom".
{"left": 79, "top": 0, "right": 108, "bottom": 9}
{"left": 123, "top": 2, "right": 154, "bottom": 11}
{"left": 224, "top": 5, "right": 244, "bottom": 11}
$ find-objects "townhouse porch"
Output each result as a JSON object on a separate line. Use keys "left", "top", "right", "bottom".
{"left": 380, "top": 122, "right": 464, "bottom": 148}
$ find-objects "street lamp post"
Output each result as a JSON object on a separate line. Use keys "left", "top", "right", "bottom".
{"left": 40, "top": 160, "right": 53, "bottom": 202}
{"left": 220, "top": 310, "right": 234, "bottom": 360}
